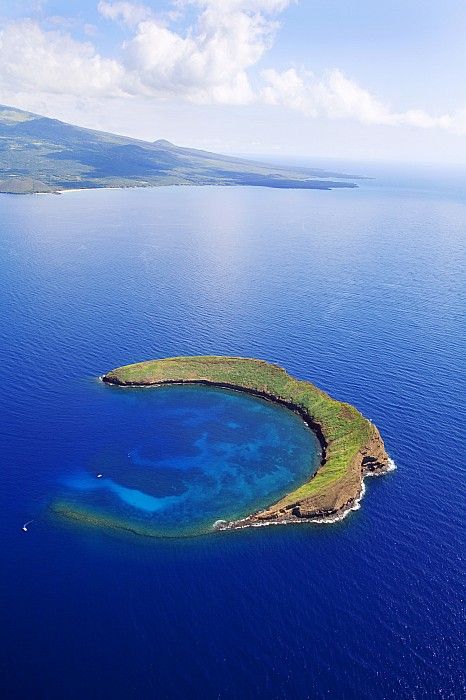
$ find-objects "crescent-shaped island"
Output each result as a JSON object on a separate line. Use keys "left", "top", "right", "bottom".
{"left": 96, "top": 355, "right": 391, "bottom": 530}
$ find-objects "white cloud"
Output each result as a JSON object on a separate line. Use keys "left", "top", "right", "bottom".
{"left": 0, "top": 20, "right": 126, "bottom": 97}
{"left": 119, "top": 0, "right": 292, "bottom": 103}
{"left": 0, "top": 2, "right": 465, "bottom": 139}
{"left": 0, "top": 2, "right": 292, "bottom": 106}
{"left": 261, "top": 67, "right": 317, "bottom": 115}
{"left": 98, "top": 1, "right": 154, "bottom": 27}
{"left": 261, "top": 67, "right": 466, "bottom": 135}
{"left": 182, "top": 0, "right": 293, "bottom": 10}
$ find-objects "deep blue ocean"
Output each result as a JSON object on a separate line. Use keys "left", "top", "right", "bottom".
{"left": 0, "top": 164, "right": 465, "bottom": 698}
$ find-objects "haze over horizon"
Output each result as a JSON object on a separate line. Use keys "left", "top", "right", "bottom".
{"left": 1, "top": 0, "right": 466, "bottom": 165}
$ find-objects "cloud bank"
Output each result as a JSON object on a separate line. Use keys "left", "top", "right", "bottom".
{"left": 261, "top": 68, "right": 466, "bottom": 133}
{"left": 0, "top": 0, "right": 465, "bottom": 134}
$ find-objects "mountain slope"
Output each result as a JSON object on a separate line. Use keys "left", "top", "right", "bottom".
{"left": 0, "top": 105, "right": 359, "bottom": 193}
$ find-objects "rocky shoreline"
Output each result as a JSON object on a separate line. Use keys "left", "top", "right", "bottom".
{"left": 215, "top": 435, "right": 393, "bottom": 531}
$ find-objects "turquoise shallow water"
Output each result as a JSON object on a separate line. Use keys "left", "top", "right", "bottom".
{"left": 58, "top": 384, "right": 320, "bottom": 536}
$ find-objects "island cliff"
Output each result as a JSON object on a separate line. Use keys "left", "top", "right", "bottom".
{"left": 102, "top": 356, "right": 391, "bottom": 529}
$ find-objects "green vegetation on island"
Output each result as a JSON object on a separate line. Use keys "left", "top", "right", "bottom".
{"left": 0, "top": 105, "right": 362, "bottom": 194}
{"left": 102, "top": 356, "right": 390, "bottom": 527}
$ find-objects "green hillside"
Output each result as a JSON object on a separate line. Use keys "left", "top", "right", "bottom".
{"left": 0, "top": 105, "right": 360, "bottom": 193}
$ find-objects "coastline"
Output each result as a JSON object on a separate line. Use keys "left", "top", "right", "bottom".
{"left": 101, "top": 356, "right": 392, "bottom": 531}
{"left": 216, "top": 458, "right": 397, "bottom": 531}
{"left": 1, "top": 180, "right": 359, "bottom": 196}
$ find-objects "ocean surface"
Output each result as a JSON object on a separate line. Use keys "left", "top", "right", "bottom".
{"left": 0, "top": 165, "right": 465, "bottom": 698}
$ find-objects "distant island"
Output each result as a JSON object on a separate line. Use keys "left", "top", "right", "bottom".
{"left": 99, "top": 356, "right": 391, "bottom": 529}
{"left": 0, "top": 105, "right": 362, "bottom": 194}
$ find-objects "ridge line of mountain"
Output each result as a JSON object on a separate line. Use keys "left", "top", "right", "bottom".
{"left": 0, "top": 104, "right": 362, "bottom": 194}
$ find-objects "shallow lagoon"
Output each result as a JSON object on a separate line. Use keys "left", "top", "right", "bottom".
{"left": 58, "top": 384, "right": 320, "bottom": 536}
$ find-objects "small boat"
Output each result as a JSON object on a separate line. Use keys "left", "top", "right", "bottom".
{"left": 22, "top": 520, "right": 33, "bottom": 532}
{"left": 97, "top": 474, "right": 103, "bottom": 478}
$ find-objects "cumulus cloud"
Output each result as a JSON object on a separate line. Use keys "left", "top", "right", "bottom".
{"left": 119, "top": 0, "right": 292, "bottom": 103}
{"left": 261, "top": 68, "right": 397, "bottom": 123}
{"left": 0, "top": 20, "right": 126, "bottom": 97}
{"left": 261, "top": 67, "right": 466, "bottom": 134}
{"left": 182, "top": 0, "right": 293, "bottom": 10}
{"left": 98, "top": 1, "right": 154, "bottom": 27}
{"left": 0, "top": 1, "right": 465, "bottom": 136}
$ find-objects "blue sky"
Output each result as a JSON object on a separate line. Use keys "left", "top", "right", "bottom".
{"left": 0, "top": 0, "right": 465, "bottom": 162}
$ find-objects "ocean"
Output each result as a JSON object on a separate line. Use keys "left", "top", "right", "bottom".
{"left": 0, "top": 165, "right": 464, "bottom": 698}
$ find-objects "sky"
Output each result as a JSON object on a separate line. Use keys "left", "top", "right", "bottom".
{"left": 0, "top": 0, "right": 466, "bottom": 163}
